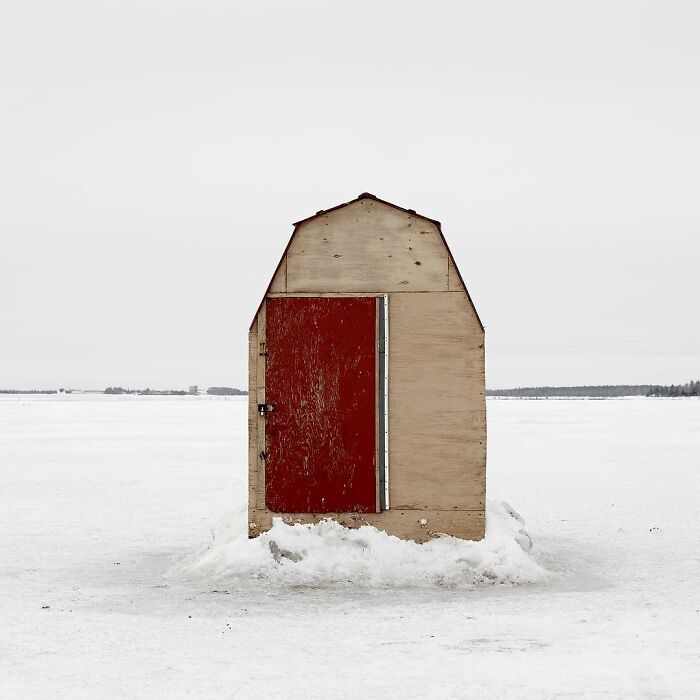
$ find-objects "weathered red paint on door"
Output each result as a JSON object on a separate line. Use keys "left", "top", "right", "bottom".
{"left": 264, "top": 297, "right": 377, "bottom": 513}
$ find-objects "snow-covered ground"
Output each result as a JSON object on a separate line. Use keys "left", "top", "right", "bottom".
{"left": 1, "top": 395, "right": 698, "bottom": 698}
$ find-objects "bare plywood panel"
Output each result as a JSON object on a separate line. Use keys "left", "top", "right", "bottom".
{"left": 249, "top": 508, "right": 485, "bottom": 543}
{"left": 287, "top": 199, "right": 449, "bottom": 293}
{"left": 388, "top": 292, "right": 486, "bottom": 511}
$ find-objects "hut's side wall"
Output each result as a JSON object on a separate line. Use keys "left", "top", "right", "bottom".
{"left": 248, "top": 199, "right": 485, "bottom": 542}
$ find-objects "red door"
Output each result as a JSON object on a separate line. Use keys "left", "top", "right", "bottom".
{"left": 264, "top": 297, "right": 377, "bottom": 513}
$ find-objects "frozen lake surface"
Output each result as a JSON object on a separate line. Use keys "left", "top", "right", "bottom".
{"left": 1, "top": 395, "right": 698, "bottom": 698}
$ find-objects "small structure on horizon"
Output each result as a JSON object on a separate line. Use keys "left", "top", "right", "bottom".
{"left": 248, "top": 193, "right": 486, "bottom": 542}
{"left": 188, "top": 385, "right": 198, "bottom": 396}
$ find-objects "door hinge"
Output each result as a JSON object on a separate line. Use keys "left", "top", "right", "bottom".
{"left": 259, "top": 450, "right": 269, "bottom": 461}
{"left": 258, "top": 403, "right": 275, "bottom": 415}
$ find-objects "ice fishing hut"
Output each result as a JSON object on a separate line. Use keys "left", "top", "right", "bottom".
{"left": 248, "top": 193, "right": 485, "bottom": 542}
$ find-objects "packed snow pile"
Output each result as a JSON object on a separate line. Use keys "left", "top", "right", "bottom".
{"left": 171, "top": 499, "right": 548, "bottom": 588}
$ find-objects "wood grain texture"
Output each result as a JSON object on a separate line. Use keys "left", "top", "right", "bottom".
{"left": 249, "top": 508, "right": 485, "bottom": 543}
{"left": 248, "top": 321, "right": 258, "bottom": 521}
{"left": 286, "top": 199, "right": 448, "bottom": 293}
{"left": 388, "top": 291, "right": 486, "bottom": 511}
{"left": 448, "top": 255, "right": 464, "bottom": 292}
{"left": 268, "top": 257, "right": 287, "bottom": 293}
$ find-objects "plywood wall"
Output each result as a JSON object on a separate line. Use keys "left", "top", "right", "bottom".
{"left": 287, "top": 199, "right": 448, "bottom": 293}
{"left": 389, "top": 292, "right": 485, "bottom": 512}
{"left": 248, "top": 199, "right": 485, "bottom": 542}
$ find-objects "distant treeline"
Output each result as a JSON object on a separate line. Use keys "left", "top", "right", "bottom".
{"left": 104, "top": 386, "right": 247, "bottom": 396}
{"left": 206, "top": 387, "right": 247, "bottom": 396}
{"left": 488, "top": 380, "right": 700, "bottom": 398}
{"left": 105, "top": 387, "right": 189, "bottom": 395}
{"left": 647, "top": 380, "right": 700, "bottom": 397}
{"left": 0, "top": 389, "right": 59, "bottom": 394}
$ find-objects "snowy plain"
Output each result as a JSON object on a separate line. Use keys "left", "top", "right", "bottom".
{"left": 0, "top": 395, "right": 699, "bottom": 699}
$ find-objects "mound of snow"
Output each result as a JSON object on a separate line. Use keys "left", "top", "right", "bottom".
{"left": 170, "top": 500, "right": 547, "bottom": 589}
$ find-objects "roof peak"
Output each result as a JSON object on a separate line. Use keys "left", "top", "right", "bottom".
{"left": 293, "top": 193, "right": 439, "bottom": 228}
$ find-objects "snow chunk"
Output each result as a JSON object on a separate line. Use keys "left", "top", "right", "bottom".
{"left": 170, "top": 500, "right": 547, "bottom": 589}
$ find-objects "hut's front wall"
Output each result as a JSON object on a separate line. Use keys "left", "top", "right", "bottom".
{"left": 248, "top": 199, "right": 485, "bottom": 542}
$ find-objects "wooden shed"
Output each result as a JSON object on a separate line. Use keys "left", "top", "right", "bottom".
{"left": 248, "top": 193, "right": 485, "bottom": 542}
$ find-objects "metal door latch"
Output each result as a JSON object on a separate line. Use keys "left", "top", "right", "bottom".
{"left": 258, "top": 403, "right": 275, "bottom": 415}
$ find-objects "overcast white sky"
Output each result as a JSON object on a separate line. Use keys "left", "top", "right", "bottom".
{"left": 1, "top": 1, "right": 698, "bottom": 390}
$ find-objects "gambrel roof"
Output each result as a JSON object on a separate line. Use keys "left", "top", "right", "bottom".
{"left": 250, "top": 193, "right": 483, "bottom": 331}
